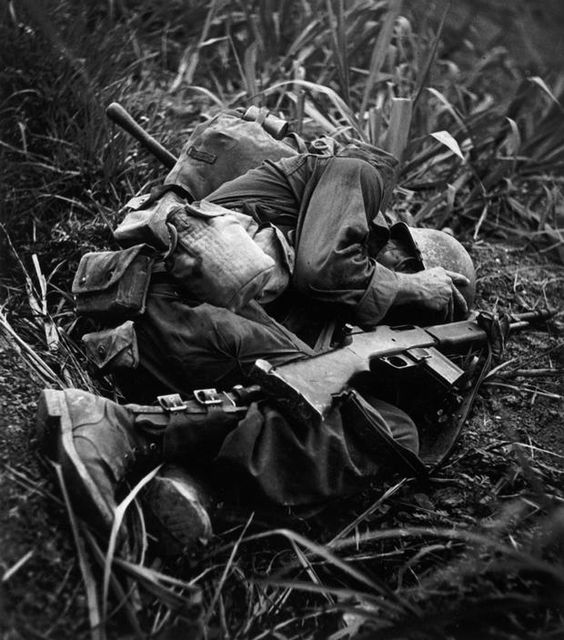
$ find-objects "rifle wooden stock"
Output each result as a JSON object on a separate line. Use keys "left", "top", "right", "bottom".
{"left": 252, "top": 310, "right": 554, "bottom": 425}
{"left": 106, "top": 102, "right": 177, "bottom": 169}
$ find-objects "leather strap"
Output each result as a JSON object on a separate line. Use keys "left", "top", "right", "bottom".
{"left": 419, "top": 347, "right": 493, "bottom": 469}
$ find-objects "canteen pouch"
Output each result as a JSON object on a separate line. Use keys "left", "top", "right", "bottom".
{"left": 72, "top": 244, "right": 155, "bottom": 319}
{"left": 166, "top": 200, "right": 276, "bottom": 311}
{"left": 82, "top": 320, "right": 139, "bottom": 371}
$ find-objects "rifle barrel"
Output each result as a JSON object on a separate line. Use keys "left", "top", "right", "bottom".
{"left": 509, "top": 308, "right": 555, "bottom": 330}
{"left": 106, "top": 102, "right": 177, "bottom": 169}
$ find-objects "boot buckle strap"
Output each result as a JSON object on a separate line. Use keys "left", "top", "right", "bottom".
{"left": 157, "top": 393, "right": 187, "bottom": 413}
{"left": 193, "top": 388, "right": 223, "bottom": 406}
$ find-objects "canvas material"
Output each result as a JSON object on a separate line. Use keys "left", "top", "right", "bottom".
{"left": 165, "top": 112, "right": 298, "bottom": 200}
{"left": 82, "top": 320, "right": 139, "bottom": 371}
{"left": 166, "top": 200, "right": 282, "bottom": 311}
{"left": 72, "top": 244, "right": 154, "bottom": 319}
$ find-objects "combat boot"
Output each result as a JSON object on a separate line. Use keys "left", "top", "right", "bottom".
{"left": 37, "top": 388, "right": 164, "bottom": 538}
{"left": 36, "top": 387, "right": 251, "bottom": 547}
{"left": 143, "top": 464, "right": 214, "bottom": 556}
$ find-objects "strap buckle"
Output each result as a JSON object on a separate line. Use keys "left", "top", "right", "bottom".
{"left": 193, "top": 388, "right": 222, "bottom": 406}
{"left": 157, "top": 393, "right": 187, "bottom": 413}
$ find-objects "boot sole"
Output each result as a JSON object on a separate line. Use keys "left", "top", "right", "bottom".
{"left": 144, "top": 469, "right": 212, "bottom": 554}
{"left": 37, "top": 389, "right": 115, "bottom": 534}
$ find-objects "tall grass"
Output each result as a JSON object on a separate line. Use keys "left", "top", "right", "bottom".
{"left": 1, "top": 0, "right": 563, "bottom": 638}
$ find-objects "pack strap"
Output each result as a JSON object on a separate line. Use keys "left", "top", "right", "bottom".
{"left": 156, "top": 386, "right": 263, "bottom": 415}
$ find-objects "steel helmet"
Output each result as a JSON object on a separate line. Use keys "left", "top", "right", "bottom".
{"left": 409, "top": 227, "right": 476, "bottom": 310}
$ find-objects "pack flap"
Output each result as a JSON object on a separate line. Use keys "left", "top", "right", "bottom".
{"left": 72, "top": 244, "right": 151, "bottom": 295}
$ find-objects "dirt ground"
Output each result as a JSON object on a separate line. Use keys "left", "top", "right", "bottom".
{"left": 0, "top": 339, "right": 89, "bottom": 639}
{"left": 471, "top": 241, "right": 563, "bottom": 448}
{"left": 0, "top": 239, "right": 562, "bottom": 638}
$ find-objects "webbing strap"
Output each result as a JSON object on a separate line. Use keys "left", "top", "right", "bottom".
{"left": 422, "top": 313, "right": 512, "bottom": 469}
{"left": 157, "top": 390, "right": 251, "bottom": 415}
{"left": 421, "top": 347, "right": 493, "bottom": 470}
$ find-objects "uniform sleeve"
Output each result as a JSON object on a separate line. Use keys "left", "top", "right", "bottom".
{"left": 353, "top": 262, "right": 400, "bottom": 327}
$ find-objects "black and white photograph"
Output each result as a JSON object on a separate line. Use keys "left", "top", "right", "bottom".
{"left": 1, "top": 1, "right": 563, "bottom": 638}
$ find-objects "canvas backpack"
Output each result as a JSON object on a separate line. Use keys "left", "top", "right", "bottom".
{"left": 164, "top": 108, "right": 300, "bottom": 201}
{"left": 163, "top": 107, "right": 399, "bottom": 212}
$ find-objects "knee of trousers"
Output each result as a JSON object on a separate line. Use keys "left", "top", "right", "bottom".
{"left": 326, "top": 155, "right": 378, "bottom": 176}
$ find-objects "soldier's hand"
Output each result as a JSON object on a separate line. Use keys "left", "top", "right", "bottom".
{"left": 395, "top": 267, "right": 470, "bottom": 320}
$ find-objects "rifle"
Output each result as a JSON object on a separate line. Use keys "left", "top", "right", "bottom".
{"left": 252, "top": 310, "right": 554, "bottom": 425}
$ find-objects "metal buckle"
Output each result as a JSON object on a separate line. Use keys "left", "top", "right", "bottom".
{"left": 193, "top": 388, "right": 222, "bottom": 406}
{"left": 157, "top": 393, "right": 187, "bottom": 413}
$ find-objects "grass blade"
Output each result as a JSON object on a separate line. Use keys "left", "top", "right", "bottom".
{"left": 2, "top": 550, "right": 34, "bottom": 583}
{"left": 204, "top": 513, "right": 255, "bottom": 625}
{"left": 264, "top": 79, "right": 365, "bottom": 140}
{"left": 360, "top": 0, "right": 403, "bottom": 117}
{"left": 82, "top": 528, "right": 144, "bottom": 635}
{"left": 325, "top": 0, "right": 350, "bottom": 105}
{"left": 529, "top": 76, "right": 564, "bottom": 112}
{"left": 170, "top": 0, "right": 220, "bottom": 90}
{"left": 328, "top": 479, "right": 409, "bottom": 547}
{"left": 102, "top": 465, "right": 162, "bottom": 620}
{"left": 412, "top": 0, "right": 451, "bottom": 107}
{"left": 430, "top": 130, "right": 464, "bottom": 160}
{"left": 53, "top": 462, "right": 105, "bottom": 640}
{"left": 0, "top": 309, "right": 63, "bottom": 387}
{"left": 290, "top": 538, "right": 334, "bottom": 606}
{"left": 383, "top": 97, "right": 413, "bottom": 160}
{"left": 244, "top": 41, "right": 259, "bottom": 104}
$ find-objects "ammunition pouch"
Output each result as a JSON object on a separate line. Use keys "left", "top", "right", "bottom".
{"left": 82, "top": 320, "right": 139, "bottom": 372}
{"left": 72, "top": 244, "right": 155, "bottom": 320}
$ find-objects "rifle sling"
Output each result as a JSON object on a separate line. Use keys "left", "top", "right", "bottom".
{"left": 422, "top": 346, "right": 493, "bottom": 470}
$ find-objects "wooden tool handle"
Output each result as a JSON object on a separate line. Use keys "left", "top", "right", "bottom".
{"left": 106, "top": 102, "right": 177, "bottom": 169}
